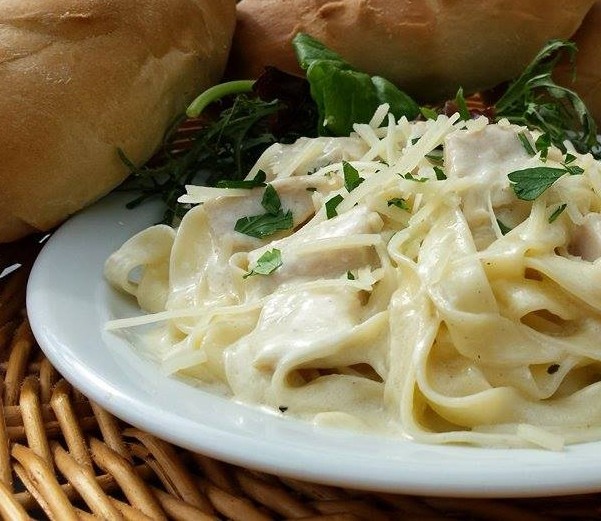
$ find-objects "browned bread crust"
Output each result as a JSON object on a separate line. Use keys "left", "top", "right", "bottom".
{"left": 228, "top": 0, "right": 594, "bottom": 102}
{"left": 556, "top": 1, "right": 601, "bottom": 127}
{"left": 0, "top": 0, "right": 236, "bottom": 242}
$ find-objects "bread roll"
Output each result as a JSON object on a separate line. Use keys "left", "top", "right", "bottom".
{"left": 0, "top": 0, "right": 236, "bottom": 243}
{"left": 228, "top": 0, "right": 594, "bottom": 102}
{"left": 555, "top": 1, "right": 601, "bottom": 126}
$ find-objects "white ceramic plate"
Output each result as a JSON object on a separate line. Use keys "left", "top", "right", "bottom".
{"left": 27, "top": 193, "right": 601, "bottom": 497}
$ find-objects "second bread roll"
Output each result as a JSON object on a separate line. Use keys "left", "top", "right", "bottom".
{"left": 555, "top": 1, "right": 601, "bottom": 127}
{"left": 228, "top": 0, "right": 594, "bottom": 102}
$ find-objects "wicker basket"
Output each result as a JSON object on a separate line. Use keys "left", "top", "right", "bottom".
{"left": 1, "top": 239, "right": 601, "bottom": 520}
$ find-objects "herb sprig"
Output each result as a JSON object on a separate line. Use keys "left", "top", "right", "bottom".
{"left": 495, "top": 40, "right": 598, "bottom": 157}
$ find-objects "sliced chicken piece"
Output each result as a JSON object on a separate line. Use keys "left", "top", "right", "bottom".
{"left": 251, "top": 136, "right": 369, "bottom": 180}
{"left": 243, "top": 206, "right": 384, "bottom": 296}
{"left": 570, "top": 213, "right": 601, "bottom": 261}
{"left": 203, "top": 174, "right": 341, "bottom": 252}
{"left": 445, "top": 124, "right": 532, "bottom": 247}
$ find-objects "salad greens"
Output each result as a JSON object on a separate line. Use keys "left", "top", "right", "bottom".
{"left": 121, "top": 35, "right": 599, "bottom": 223}
{"left": 495, "top": 40, "right": 597, "bottom": 156}
{"left": 120, "top": 95, "right": 286, "bottom": 223}
{"left": 292, "top": 33, "right": 420, "bottom": 136}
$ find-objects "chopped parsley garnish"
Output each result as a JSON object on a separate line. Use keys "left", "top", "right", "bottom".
{"left": 517, "top": 132, "right": 554, "bottom": 160}
{"left": 496, "top": 219, "right": 512, "bottom": 235}
{"left": 433, "top": 166, "right": 446, "bottom": 180}
{"left": 261, "top": 184, "right": 282, "bottom": 215}
{"left": 425, "top": 149, "right": 444, "bottom": 165}
{"left": 518, "top": 132, "right": 536, "bottom": 156}
{"left": 562, "top": 154, "right": 584, "bottom": 175}
{"left": 508, "top": 167, "right": 567, "bottom": 201}
{"left": 343, "top": 161, "right": 364, "bottom": 192}
{"left": 243, "top": 249, "right": 283, "bottom": 278}
{"left": 217, "top": 170, "right": 267, "bottom": 189}
{"left": 548, "top": 203, "right": 567, "bottom": 223}
{"left": 508, "top": 152, "right": 584, "bottom": 201}
{"left": 234, "top": 211, "right": 293, "bottom": 239}
{"left": 547, "top": 363, "right": 560, "bottom": 375}
{"left": 387, "top": 197, "right": 410, "bottom": 210}
{"left": 234, "top": 184, "right": 293, "bottom": 238}
{"left": 347, "top": 271, "right": 356, "bottom": 280}
{"left": 402, "top": 172, "right": 428, "bottom": 183}
{"left": 535, "top": 133, "right": 551, "bottom": 160}
{"left": 325, "top": 194, "right": 344, "bottom": 219}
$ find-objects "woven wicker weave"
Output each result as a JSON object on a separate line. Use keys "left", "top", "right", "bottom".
{"left": 1, "top": 241, "right": 601, "bottom": 520}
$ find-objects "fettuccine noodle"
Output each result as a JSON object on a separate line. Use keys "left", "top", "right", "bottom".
{"left": 105, "top": 107, "right": 601, "bottom": 449}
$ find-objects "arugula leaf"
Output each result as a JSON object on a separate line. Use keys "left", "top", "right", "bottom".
{"left": 507, "top": 167, "right": 567, "bottom": 200}
{"left": 325, "top": 194, "right": 344, "bottom": 219}
{"left": 343, "top": 161, "right": 364, "bottom": 192}
{"left": 495, "top": 39, "right": 598, "bottom": 156}
{"left": 292, "top": 33, "right": 419, "bottom": 136}
{"left": 243, "top": 249, "right": 283, "bottom": 278}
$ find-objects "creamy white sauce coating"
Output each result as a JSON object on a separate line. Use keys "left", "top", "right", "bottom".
{"left": 105, "top": 109, "right": 601, "bottom": 449}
